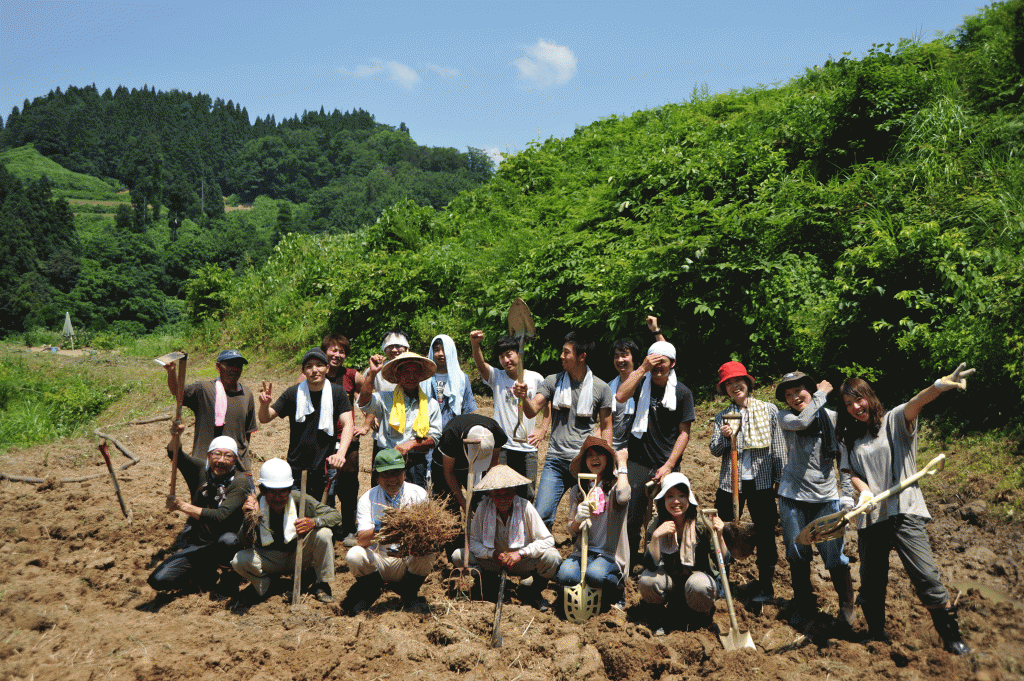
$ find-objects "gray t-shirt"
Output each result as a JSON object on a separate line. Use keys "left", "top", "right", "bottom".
{"left": 840, "top": 403, "right": 930, "bottom": 529}
{"left": 778, "top": 390, "right": 852, "bottom": 502}
{"left": 538, "top": 371, "right": 613, "bottom": 460}
{"left": 608, "top": 375, "right": 634, "bottom": 450}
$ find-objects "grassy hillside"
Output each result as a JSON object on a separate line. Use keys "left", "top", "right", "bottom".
{"left": 0, "top": 144, "right": 121, "bottom": 200}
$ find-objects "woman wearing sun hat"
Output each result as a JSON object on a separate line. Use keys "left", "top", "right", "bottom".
{"left": 708, "top": 360, "right": 785, "bottom": 602}
{"left": 555, "top": 436, "right": 631, "bottom": 611}
{"left": 638, "top": 472, "right": 726, "bottom": 635}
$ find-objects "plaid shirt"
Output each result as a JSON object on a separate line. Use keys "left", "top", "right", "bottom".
{"left": 709, "top": 399, "right": 786, "bottom": 492}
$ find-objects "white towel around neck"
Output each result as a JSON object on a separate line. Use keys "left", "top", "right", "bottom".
{"left": 258, "top": 494, "right": 297, "bottom": 546}
{"left": 295, "top": 379, "right": 334, "bottom": 435}
{"left": 553, "top": 368, "right": 595, "bottom": 417}
{"left": 631, "top": 372, "right": 678, "bottom": 436}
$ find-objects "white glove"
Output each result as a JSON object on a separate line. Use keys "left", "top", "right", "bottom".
{"left": 839, "top": 496, "right": 855, "bottom": 513}
{"left": 857, "top": 490, "right": 875, "bottom": 512}
{"left": 574, "top": 501, "right": 593, "bottom": 524}
{"left": 934, "top": 362, "right": 976, "bottom": 392}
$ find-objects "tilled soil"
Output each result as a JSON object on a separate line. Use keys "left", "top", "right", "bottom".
{"left": 1, "top": 393, "right": 1022, "bottom": 681}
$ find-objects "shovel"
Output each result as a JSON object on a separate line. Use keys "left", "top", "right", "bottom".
{"left": 797, "top": 453, "right": 947, "bottom": 545}
{"left": 448, "top": 438, "right": 483, "bottom": 600}
{"left": 155, "top": 351, "right": 188, "bottom": 496}
{"left": 721, "top": 412, "right": 756, "bottom": 559}
{"left": 704, "top": 508, "right": 756, "bottom": 651}
{"left": 507, "top": 298, "right": 536, "bottom": 443}
{"left": 491, "top": 567, "right": 508, "bottom": 648}
{"left": 292, "top": 469, "right": 308, "bottom": 607}
{"left": 564, "top": 473, "right": 602, "bottom": 623}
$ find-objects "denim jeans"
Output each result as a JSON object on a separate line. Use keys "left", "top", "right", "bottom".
{"left": 779, "top": 496, "right": 848, "bottom": 569}
{"left": 555, "top": 552, "right": 622, "bottom": 590}
{"left": 535, "top": 456, "right": 575, "bottom": 530}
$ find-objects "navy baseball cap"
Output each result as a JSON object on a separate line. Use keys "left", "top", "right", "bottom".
{"left": 217, "top": 349, "right": 248, "bottom": 364}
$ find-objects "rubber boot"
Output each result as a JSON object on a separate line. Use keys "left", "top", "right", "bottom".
{"left": 522, "top": 576, "right": 550, "bottom": 612}
{"left": 343, "top": 572, "right": 384, "bottom": 615}
{"left": 752, "top": 566, "right": 776, "bottom": 603}
{"left": 861, "top": 601, "right": 889, "bottom": 643}
{"left": 398, "top": 572, "right": 428, "bottom": 612}
{"left": 830, "top": 566, "right": 856, "bottom": 631}
{"left": 929, "top": 605, "right": 971, "bottom": 656}
{"left": 788, "top": 561, "right": 815, "bottom": 628}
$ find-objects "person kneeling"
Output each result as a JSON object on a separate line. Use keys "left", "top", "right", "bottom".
{"left": 639, "top": 472, "right": 727, "bottom": 635}
{"left": 555, "top": 436, "right": 630, "bottom": 612}
{"left": 452, "top": 465, "right": 561, "bottom": 611}
{"left": 343, "top": 449, "right": 435, "bottom": 614}
{"left": 148, "top": 428, "right": 247, "bottom": 596}
{"left": 231, "top": 458, "right": 340, "bottom": 603}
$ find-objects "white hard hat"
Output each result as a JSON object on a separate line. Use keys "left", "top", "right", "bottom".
{"left": 259, "top": 458, "right": 293, "bottom": 489}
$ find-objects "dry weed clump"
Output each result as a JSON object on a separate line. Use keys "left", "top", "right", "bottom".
{"left": 376, "top": 496, "right": 462, "bottom": 557}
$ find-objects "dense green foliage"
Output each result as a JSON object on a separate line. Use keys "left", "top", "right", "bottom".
{"left": 0, "top": 85, "right": 493, "bottom": 225}
{"left": 200, "top": 2, "right": 1024, "bottom": 430}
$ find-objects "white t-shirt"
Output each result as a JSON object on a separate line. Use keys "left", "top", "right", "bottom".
{"left": 485, "top": 365, "right": 544, "bottom": 453}
{"left": 356, "top": 482, "right": 429, "bottom": 551}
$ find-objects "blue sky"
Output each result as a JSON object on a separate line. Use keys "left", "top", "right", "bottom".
{"left": 1, "top": 0, "right": 983, "bottom": 164}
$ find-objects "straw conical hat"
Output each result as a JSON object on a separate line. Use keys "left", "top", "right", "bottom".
{"left": 380, "top": 351, "right": 436, "bottom": 384}
{"left": 475, "top": 464, "right": 530, "bottom": 492}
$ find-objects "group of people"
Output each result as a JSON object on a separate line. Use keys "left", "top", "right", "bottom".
{"left": 148, "top": 321, "right": 974, "bottom": 656}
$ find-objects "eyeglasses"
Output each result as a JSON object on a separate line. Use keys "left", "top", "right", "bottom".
{"left": 209, "top": 450, "right": 236, "bottom": 461}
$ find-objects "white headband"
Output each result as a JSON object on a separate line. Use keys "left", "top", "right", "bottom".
{"left": 648, "top": 340, "right": 676, "bottom": 360}
{"left": 381, "top": 333, "right": 409, "bottom": 351}
{"left": 207, "top": 435, "right": 238, "bottom": 456}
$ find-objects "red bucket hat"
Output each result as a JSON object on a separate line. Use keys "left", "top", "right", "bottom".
{"left": 716, "top": 361, "right": 755, "bottom": 395}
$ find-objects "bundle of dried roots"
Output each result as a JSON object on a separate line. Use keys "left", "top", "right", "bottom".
{"left": 376, "top": 496, "right": 462, "bottom": 558}
{"left": 242, "top": 506, "right": 264, "bottom": 545}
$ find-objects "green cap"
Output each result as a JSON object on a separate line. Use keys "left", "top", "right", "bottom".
{"left": 374, "top": 448, "right": 405, "bottom": 473}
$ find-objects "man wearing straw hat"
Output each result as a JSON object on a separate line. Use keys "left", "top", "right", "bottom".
{"left": 614, "top": 341, "right": 696, "bottom": 565}
{"left": 342, "top": 449, "right": 434, "bottom": 614}
{"left": 358, "top": 350, "right": 442, "bottom": 488}
{"left": 452, "top": 464, "right": 562, "bottom": 611}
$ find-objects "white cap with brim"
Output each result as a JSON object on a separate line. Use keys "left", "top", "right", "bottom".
{"left": 654, "top": 471, "right": 698, "bottom": 506}
{"left": 207, "top": 435, "right": 238, "bottom": 456}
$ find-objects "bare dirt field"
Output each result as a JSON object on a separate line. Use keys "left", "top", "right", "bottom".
{"left": 1, "top": 373, "right": 1022, "bottom": 680}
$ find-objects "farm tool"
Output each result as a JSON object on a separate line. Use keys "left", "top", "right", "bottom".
{"left": 704, "top": 508, "right": 756, "bottom": 651}
{"left": 154, "top": 351, "right": 188, "bottom": 496}
{"left": 797, "top": 454, "right": 947, "bottom": 545}
{"left": 447, "top": 437, "right": 483, "bottom": 600}
{"left": 507, "top": 298, "right": 536, "bottom": 443}
{"left": 564, "top": 472, "right": 602, "bottom": 623}
{"left": 721, "top": 412, "right": 756, "bottom": 559}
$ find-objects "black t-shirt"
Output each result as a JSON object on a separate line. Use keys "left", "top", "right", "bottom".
{"left": 437, "top": 413, "right": 508, "bottom": 475}
{"left": 271, "top": 383, "right": 351, "bottom": 471}
{"left": 626, "top": 376, "right": 696, "bottom": 469}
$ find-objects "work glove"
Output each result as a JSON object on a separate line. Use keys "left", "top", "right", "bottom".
{"left": 574, "top": 500, "right": 593, "bottom": 524}
{"left": 934, "top": 362, "right": 976, "bottom": 391}
{"left": 839, "top": 496, "right": 855, "bottom": 513}
{"left": 856, "top": 490, "right": 875, "bottom": 513}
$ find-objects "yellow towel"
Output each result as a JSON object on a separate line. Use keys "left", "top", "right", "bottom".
{"left": 389, "top": 386, "right": 430, "bottom": 439}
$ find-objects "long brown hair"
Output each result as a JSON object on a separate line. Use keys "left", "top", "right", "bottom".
{"left": 836, "top": 377, "right": 886, "bottom": 449}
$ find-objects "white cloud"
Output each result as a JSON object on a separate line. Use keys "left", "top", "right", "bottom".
{"left": 513, "top": 39, "right": 577, "bottom": 87}
{"left": 345, "top": 60, "right": 422, "bottom": 90}
{"left": 483, "top": 146, "right": 504, "bottom": 167}
{"left": 425, "top": 63, "right": 460, "bottom": 78}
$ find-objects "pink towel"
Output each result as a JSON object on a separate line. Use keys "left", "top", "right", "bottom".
{"left": 214, "top": 379, "right": 227, "bottom": 427}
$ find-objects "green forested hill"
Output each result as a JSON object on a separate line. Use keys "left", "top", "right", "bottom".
{"left": 197, "top": 2, "right": 1024, "bottom": 430}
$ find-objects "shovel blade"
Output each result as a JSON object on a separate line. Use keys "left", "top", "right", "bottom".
{"left": 722, "top": 521, "right": 757, "bottom": 559}
{"left": 720, "top": 627, "right": 756, "bottom": 651}
{"left": 508, "top": 298, "right": 536, "bottom": 337}
{"left": 153, "top": 350, "right": 186, "bottom": 366}
{"left": 563, "top": 584, "right": 601, "bottom": 624}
